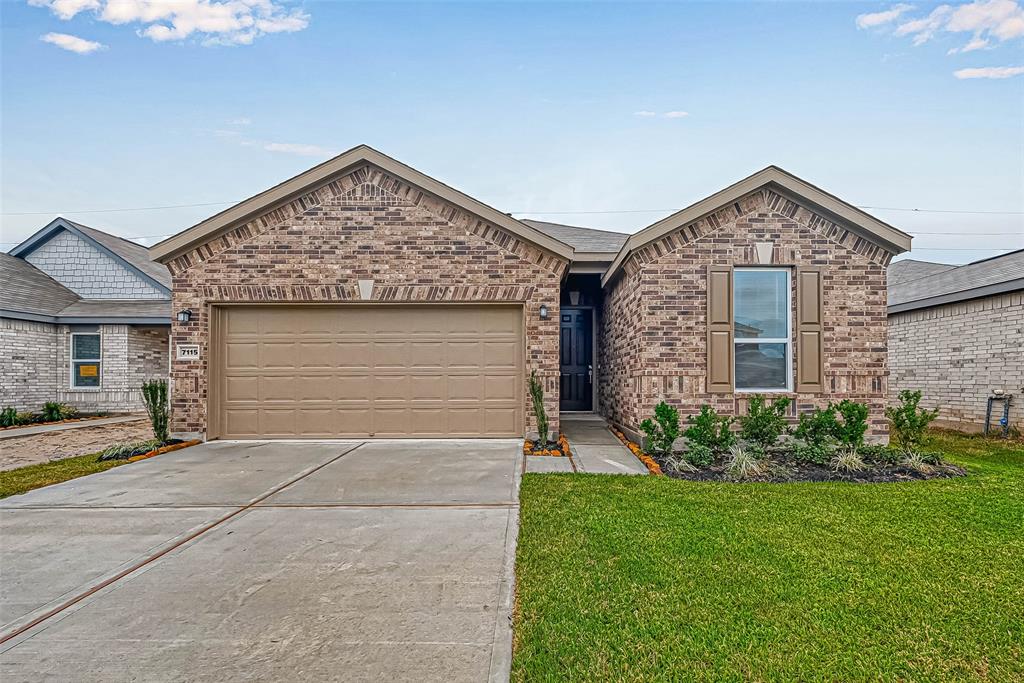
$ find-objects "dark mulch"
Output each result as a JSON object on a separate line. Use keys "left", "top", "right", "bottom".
{"left": 651, "top": 452, "right": 967, "bottom": 483}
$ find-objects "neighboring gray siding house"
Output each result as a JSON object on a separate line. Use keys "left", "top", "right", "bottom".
{"left": 888, "top": 250, "right": 1024, "bottom": 431}
{"left": 1, "top": 218, "right": 171, "bottom": 413}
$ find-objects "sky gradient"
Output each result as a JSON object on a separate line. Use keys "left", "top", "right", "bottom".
{"left": 2, "top": 1, "right": 1022, "bottom": 264}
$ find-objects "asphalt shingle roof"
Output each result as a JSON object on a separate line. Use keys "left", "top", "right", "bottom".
{"left": 0, "top": 253, "right": 81, "bottom": 317}
{"left": 521, "top": 219, "right": 629, "bottom": 254}
{"left": 888, "top": 249, "right": 1024, "bottom": 310}
{"left": 887, "top": 259, "right": 956, "bottom": 285}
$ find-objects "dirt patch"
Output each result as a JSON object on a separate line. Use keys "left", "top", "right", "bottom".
{"left": 0, "top": 419, "right": 153, "bottom": 472}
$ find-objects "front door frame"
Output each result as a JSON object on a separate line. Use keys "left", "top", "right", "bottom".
{"left": 559, "top": 305, "right": 598, "bottom": 413}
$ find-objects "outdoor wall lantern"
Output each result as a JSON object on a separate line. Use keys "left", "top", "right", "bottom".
{"left": 176, "top": 309, "right": 193, "bottom": 324}
{"left": 539, "top": 304, "right": 549, "bottom": 320}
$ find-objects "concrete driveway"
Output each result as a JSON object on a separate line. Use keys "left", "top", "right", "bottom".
{"left": 0, "top": 440, "right": 521, "bottom": 682}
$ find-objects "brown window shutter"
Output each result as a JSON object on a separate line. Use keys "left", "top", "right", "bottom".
{"left": 706, "top": 265, "right": 734, "bottom": 393}
{"left": 796, "top": 267, "right": 825, "bottom": 393}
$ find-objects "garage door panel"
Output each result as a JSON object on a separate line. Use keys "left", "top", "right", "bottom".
{"left": 216, "top": 305, "right": 522, "bottom": 438}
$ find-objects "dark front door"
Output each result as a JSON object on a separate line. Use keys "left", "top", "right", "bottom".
{"left": 560, "top": 308, "right": 592, "bottom": 411}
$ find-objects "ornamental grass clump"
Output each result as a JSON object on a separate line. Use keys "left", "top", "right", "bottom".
{"left": 98, "top": 439, "right": 162, "bottom": 461}
{"left": 41, "top": 402, "right": 75, "bottom": 422}
{"left": 0, "top": 407, "right": 21, "bottom": 428}
{"left": 639, "top": 401, "right": 680, "bottom": 456}
{"left": 738, "top": 395, "right": 791, "bottom": 449}
{"left": 725, "top": 444, "right": 764, "bottom": 480}
{"left": 528, "top": 370, "right": 549, "bottom": 446}
{"left": 831, "top": 449, "right": 867, "bottom": 472}
{"left": 142, "top": 378, "right": 170, "bottom": 443}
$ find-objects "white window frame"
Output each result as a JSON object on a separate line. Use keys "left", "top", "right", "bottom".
{"left": 70, "top": 332, "right": 102, "bottom": 390}
{"left": 733, "top": 267, "right": 792, "bottom": 393}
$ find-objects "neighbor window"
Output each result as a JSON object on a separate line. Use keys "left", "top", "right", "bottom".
{"left": 71, "top": 333, "right": 101, "bottom": 388}
{"left": 733, "top": 268, "right": 791, "bottom": 391}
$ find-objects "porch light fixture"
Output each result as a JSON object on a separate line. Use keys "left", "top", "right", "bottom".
{"left": 176, "top": 309, "right": 192, "bottom": 323}
{"left": 539, "top": 304, "right": 549, "bottom": 320}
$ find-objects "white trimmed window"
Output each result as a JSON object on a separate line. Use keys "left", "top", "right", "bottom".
{"left": 733, "top": 268, "right": 791, "bottom": 391}
{"left": 71, "top": 333, "right": 101, "bottom": 388}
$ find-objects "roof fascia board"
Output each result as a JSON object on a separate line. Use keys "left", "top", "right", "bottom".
{"left": 887, "top": 278, "right": 1024, "bottom": 314}
{"left": 10, "top": 218, "right": 171, "bottom": 297}
{"left": 1, "top": 308, "right": 171, "bottom": 325}
{"left": 601, "top": 167, "right": 912, "bottom": 287}
{"left": 151, "top": 145, "right": 575, "bottom": 263}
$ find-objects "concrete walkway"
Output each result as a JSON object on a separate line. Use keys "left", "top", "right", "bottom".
{"left": 561, "top": 415, "right": 648, "bottom": 475}
{"left": 0, "top": 415, "right": 143, "bottom": 440}
{"left": 1, "top": 439, "right": 521, "bottom": 682}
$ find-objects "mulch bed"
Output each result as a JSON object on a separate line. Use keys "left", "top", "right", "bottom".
{"left": 0, "top": 413, "right": 118, "bottom": 431}
{"left": 649, "top": 452, "right": 967, "bottom": 483}
{"left": 524, "top": 434, "right": 571, "bottom": 457}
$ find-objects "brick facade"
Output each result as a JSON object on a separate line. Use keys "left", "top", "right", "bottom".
{"left": 889, "top": 292, "right": 1023, "bottom": 430}
{"left": 600, "top": 188, "right": 893, "bottom": 439}
{"left": 0, "top": 320, "right": 168, "bottom": 413}
{"left": 167, "top": 164, "right": 567, "bottom": 439}
{"left": 25, "top": 229, "right": 166, "bottom": 299}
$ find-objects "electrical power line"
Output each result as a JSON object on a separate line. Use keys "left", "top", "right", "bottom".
{"left": 2, "top": 201, "right": 1022, "bottom": 217}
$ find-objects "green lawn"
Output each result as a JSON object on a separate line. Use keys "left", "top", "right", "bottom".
{"left": 0, "top": 453, "right": 126, "bottom": 499}
{"left": 513, "top": 432, "right": 1024, "bottom": 681}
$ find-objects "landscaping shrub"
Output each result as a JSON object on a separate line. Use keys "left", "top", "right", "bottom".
{"left": 900, "top": 451, "right": 935, "bottom": 474}
{"left": 0, "top": 407, "right": 20, "bottom": 428}
{"left": 684, "top": 441, "right": 715, "bottom": 467}
{"left": 41, "top": 402, "right": 75, "bottom": 422}
{"left": 725, "top": 444, "right": 764, "bottom": 480}
{"left": 886, "top": 390, "right": 940, "bottom": 455}
{"left": 141, "top": 378, "right": 170, "bottom": 443}
{"left": 98, "top": 439, "right": 161, "bottom": 461}
{"left": 792, "top": 442, "right": 833, "bottom": 466}
{"left": 684, "top": 404, "right": 735, "bottom": 452}
{"left": 794, "top": 406, "right": 838, "bottom": 449}
{"left": 528, "top": 370, "right": 549, "bottom": 446}
{"left": 738, "top": 395, "right": 791, "bottom": 449}
{"left": 832, "top": 399, "right": 869, "bottom": 454}
{"left": 639, "top": 401, "right": 680, "bottom": 455}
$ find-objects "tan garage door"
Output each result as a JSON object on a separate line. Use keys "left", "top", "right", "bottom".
{"left": 212, "top": 305, "right": 524, "bottom": 439}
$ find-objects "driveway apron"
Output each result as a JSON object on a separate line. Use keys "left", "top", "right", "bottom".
{"left": 0, "top": 439, "right": 521, "bottom": 682}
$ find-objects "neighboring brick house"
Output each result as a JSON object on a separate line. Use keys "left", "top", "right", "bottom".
{"left": 145, "top": 146, "right": 911, "bottom": 441}
{"left": 1, "top": 218, "right": 171, "bottom": 413}
{"left": 888, "top": 251, "right": 1024, "bottom": 431}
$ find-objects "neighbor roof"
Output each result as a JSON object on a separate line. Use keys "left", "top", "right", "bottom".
{"left": 887, "top": 258, "right": 956, "bottom": 285}
{"left": 9, "top": 217, "right": 171, "bottom": 294}
{"left": 522, "top": 220, "right": 629, "bottom": 254}
{"left": 888, "top": 249, "right": 1024, "bottom": 313}
{"left": 603, "top": 166, "right": 913, "bottom": 286}
{"left": 151, "top": 145, "right": 576, "bottom": 263}
{"left": 0, "top": 252, "right": 80, "bottom": 317}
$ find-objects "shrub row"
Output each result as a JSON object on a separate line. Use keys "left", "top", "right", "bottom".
{"left": 0, "top": 402, "right": 78, "bottom": 428}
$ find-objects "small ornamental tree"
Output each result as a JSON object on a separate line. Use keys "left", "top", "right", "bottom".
{"left": 528, "top": 370, "right": 549, "bottom": 446}
{"left": 141, "top": 378, "right": 170, "bottom": 443}
{"left": 639, "top": 401, "right": 681, "bottom": 455}
{"left": 886, "top": 390, "right": 939, "bottom": 455}
{"left": 832, "top": 399, "right": 869, "bottom": 455}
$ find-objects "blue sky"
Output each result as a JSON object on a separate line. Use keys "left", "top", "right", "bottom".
{"left": 2, "top": 1, "right": 1022, "bottom": 264}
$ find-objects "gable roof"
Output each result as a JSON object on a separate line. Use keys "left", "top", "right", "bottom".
{"left": 151, "top": 145, "right": 576, "bottom": 263}
{"left": 888, "top": 249, "right": 1024, "bottom": 313}
{"left": 522, "top": 220, "right": 629, "bottom": 254}
{"left": 9, "top": 217, "right": 171, "bottom": 294}
{"left": 602, "top": 166, "right": 913, "bottom": 286}
{"left": 0, "top": 252, "right": 170, "bottom": 324}
{"left": 887, "top": 258, "right": 956, "bottom": 285}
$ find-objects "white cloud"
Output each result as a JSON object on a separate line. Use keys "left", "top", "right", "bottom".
{"left": 855, "top": 3, "right": 915, "bottom": 29}
{"left": 28, "top": 0, "right": 310, "bottom": 46}
{"left": 228, "top": 117, "right": 252, "bottom": 125}
{"left": 870, "top": 0, "right": 1024, "bottom": 50}
{"left": 634, "top": 110, "right": 689, "bottom": 119}
{"left": 953, "top": 64, "right": 1024, "bottom": 77}
{"left": 263, "top": 142, "right": 337, "bottom": 157}
{"left": 40, "top": 31, "right": 106, "bottom": 53}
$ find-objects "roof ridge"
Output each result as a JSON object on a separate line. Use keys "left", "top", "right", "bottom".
{"left": 521, "top": 219, "right": 630, "bottom": 236}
